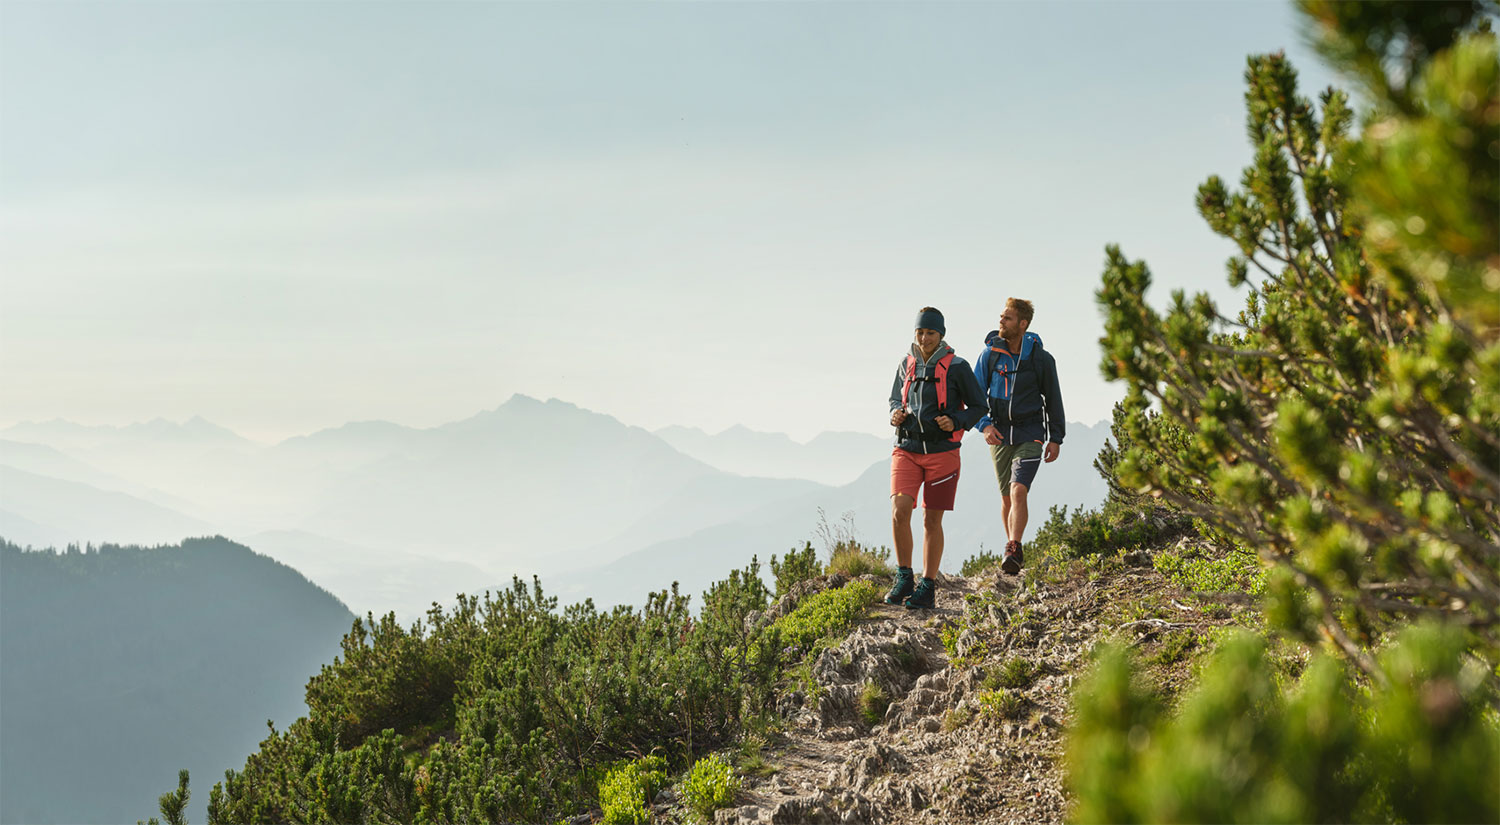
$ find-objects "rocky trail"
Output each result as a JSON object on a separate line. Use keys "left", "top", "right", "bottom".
{"left": 697, "top": 551, "right": 1242, "bottom": 825}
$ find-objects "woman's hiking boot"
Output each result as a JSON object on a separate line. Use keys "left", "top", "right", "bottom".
{"left": 885, "top": 567, "right": 916, "bottom": 605}
{"left": 1002, "top": 541, "right": 1024, "bottom": 575}
{"left": 904, "top": 577, "right": 937, "bottom": 610}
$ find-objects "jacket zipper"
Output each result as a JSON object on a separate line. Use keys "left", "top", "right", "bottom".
{"left": 916, "top": 354, "right": 928, "bottom": 453}
{"left": 1007, "top": 348, "right": 1016, "bottom": 443}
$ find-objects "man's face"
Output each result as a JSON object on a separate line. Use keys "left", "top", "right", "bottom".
{"left": 999, "top": 307, "right": 1027, "bottom": 339}
{"left": 914, "top": 328, "right": 942, "bottom": 353}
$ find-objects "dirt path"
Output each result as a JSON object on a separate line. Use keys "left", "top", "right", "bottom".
{"left": 713, "top": 562, "right": 1190, "bottom": 825}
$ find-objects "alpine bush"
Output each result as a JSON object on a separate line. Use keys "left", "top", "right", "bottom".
{"left": 751, "top": 580, "right": 879, "bottom": 664}
{"left": 1152, "top": 542, "right": 1268, "bottom": 595}
{"left": 1095, "top": 0, "right": 1499, "bottom": 683}
{"left": 208, "top": 565, "right": 779, "bottom": 824}
{"left": 1069, "top": 4, "right": 1500, "bottom": 820}
{"left": 857, "top": 681, "right": 891, "bottom": 727}
{"left": 959, "top": 548, "right": 1003, "bottom": 577}
{"left": 681, "top": 753, "right": 739, "bottom": 824}
{"left": 1068, "top": 625, "right": 1499, "bottom": 824}
{"left": 769, "top": 543, "right": 820, "bottom": 598}
{"left": 598, "top": 755, "right": 669, "bottom": 825}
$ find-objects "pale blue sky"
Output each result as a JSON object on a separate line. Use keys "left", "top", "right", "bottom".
{"left": 1, "top": 0, "right": 1335, "bottom": 442}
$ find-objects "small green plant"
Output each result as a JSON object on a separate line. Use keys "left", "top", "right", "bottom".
{"left": 138, "top": 769, "right": 190, "bottom": 825}
{"left": 751, "top": 580, "right": 880, "bottom": 664}
{"left": 986, "top": 657, "right": 1037, "bottom": 691}
{"left": 1149, "top": 630, "right": 1198, "bottom": 667}
{"left": 735, "top": 733, "right": 778, "bottom": 778}
{"left": 599, "top": 756, "right": 669, "bottom": 825}
{"left": 815, "top": 506, "right": 892, "bottom": 579}
{"left": 826, "top": 544, "right": 892, "bottom": 578}
{"left": 1153, "top": 543, "right": 1267, "bottom": 596}
{"left": 941, "top": 707, "right": 972, "bottom": 731}
{"left": 940, "top": 623, "right": 960, "bottom": 658}
{"left": 977, "top": 688, "right": 1024, "bottom": 721}
{"left": 961, "top": 547, "right": 1004, "bottom": 576}
{"left": 1029, "top": 502, "right": 1194, "bottom": 561}
{"left": 682, "top": 753, "right": 740, "bottom": 824}
{"left": 858, "top": 681, "right": 891, "bottom": 727}
{"left": 769, "top": 542, "right": 821, "bottom": 598}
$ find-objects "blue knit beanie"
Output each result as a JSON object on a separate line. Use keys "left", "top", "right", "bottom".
{"left": 915, "top": 308, "right": 945, "bottom": 337}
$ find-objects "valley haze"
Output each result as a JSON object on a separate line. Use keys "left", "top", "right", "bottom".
{"left": 0, "top": 395, "right": 1109, "bottom": 619}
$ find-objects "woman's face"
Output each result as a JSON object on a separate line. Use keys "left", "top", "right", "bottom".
{"left": 914, "top": 328, "right": 942, "bottom": 355}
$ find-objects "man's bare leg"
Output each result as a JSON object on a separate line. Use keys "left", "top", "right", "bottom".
{"left": 1008, "top": 483, "right": 1030, "bottom": 542}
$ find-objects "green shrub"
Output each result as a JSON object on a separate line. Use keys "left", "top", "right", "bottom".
{"left": 1030, "top": 502, "right": 1194, "bottom": 561}
{"left": 210, "top": 566, "right": 777, "bottom": 825}
{"left": 940, "top": 707, "right": 971, "bottom": 731}
{"left": 769, "top": 543, "right": 820, "bottom": 598}
{"left": 599, "top": 756, "right": 669, "bottom": 825}
{"left": 1095, "top": 2, "right": 1499, "bottom": 682}
{"left": 682, "top": 753, "right": 740, "bottom": 823}
{"left": 857, "top": 681, "right": 890, "bottom": 727}
{"left": 1067, "top": 625, "right": 1500, "bottom": 824}
{"left": 1153, "top": 543, "right": 1267, "bottom": 595}
{"left": 976, "top": 688, "right": 1024, "bottom": 721}
{"left": 1147, "top": 630, "right": 1198, "bottom": 668}
{"left": 734, "top": 733, "right": 777, "bottom": 778}
{"left": 961, "top": 548, "right": 1003, "bottom": 577}
{"left": 938, "top": 615, "right": 988, "bottom": 670}
{"left": 986, "top": 657, "right": 1036, "bottom": 691}
{"left": 751, "top": 580, "right": 879, "bottom": 664}
{"left": 826, "top": 544, "right": 892, "bottom": 579}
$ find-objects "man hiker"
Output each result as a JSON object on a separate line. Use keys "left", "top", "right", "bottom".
{"left": 887, "top": 307, "right": 987, "bottom": 609}
{"left": 972, "top": 297, "right": 1065, "bottom": 575}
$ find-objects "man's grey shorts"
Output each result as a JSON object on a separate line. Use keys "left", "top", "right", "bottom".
{"left": 989, "top": 441, "right": 1044, "bottom": 491}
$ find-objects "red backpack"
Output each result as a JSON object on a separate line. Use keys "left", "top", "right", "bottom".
{"left": 901, "top": 352, "right": 963, "bottom": 443}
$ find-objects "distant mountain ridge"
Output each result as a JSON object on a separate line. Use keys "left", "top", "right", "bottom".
{"left": 2, "top": 415, "right": 254, "bottom": 449}
{"left": 0, "top": 464, "right": 214, "bottom": 549}
{"left": 655, "top": 424, "right": 889, "bottom": 486}
{"left": 0, "top": 398, "right": 1111, "bottom": 618}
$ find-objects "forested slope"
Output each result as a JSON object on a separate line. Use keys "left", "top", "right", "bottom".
{"left": 0, "top": 537, "right": 354, "bottom": 825}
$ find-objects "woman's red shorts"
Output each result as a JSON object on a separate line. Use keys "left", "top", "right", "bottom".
{"left": 889, "top": 447, "right": 961, "bottom": 511}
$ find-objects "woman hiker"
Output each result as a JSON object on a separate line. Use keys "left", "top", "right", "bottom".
{"left": 886, "top": 307, "right": 988, "bottom": 609}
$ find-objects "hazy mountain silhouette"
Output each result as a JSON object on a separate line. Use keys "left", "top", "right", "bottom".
{"left": 0, "top": 465, "right": 214, "bottom": 549}
{"left": 564, "top": 472, "right": 829, "bottom": 577}
{"left": 292, "top": 396, "right": 745, "bottom": 571}
{"left": 268, "top": 419, "right": 429, "bottom": 467}
{"left": 0, "top": 417, "right": 263, "bottom": 531}
{"left": 0, "top": 536, "right": 354, "bottom": 825}
{"left": 0, "top": 439, "right": 201, "bottom": 515}
{"left": 235, "top": 528, "right": 501, "bottom": 620}
{"left": 655, "top": 424, "right": 887, "bottom": 486}
{"left": 0, "top": 416, "right": 253, "bottom": 452}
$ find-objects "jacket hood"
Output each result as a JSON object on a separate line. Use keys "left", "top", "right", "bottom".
{"left": 984, "top": 330, "right": 1044, "bottom": 359}
{"left": 909, "top": 341, "right": 955, "bottom": 363}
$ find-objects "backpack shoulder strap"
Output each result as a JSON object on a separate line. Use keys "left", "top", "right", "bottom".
{"left": 901, "top": 354, "right": 918, "bottom": 408}
{"left": 933, "top": 352, "right": 953, "bottom": 411}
